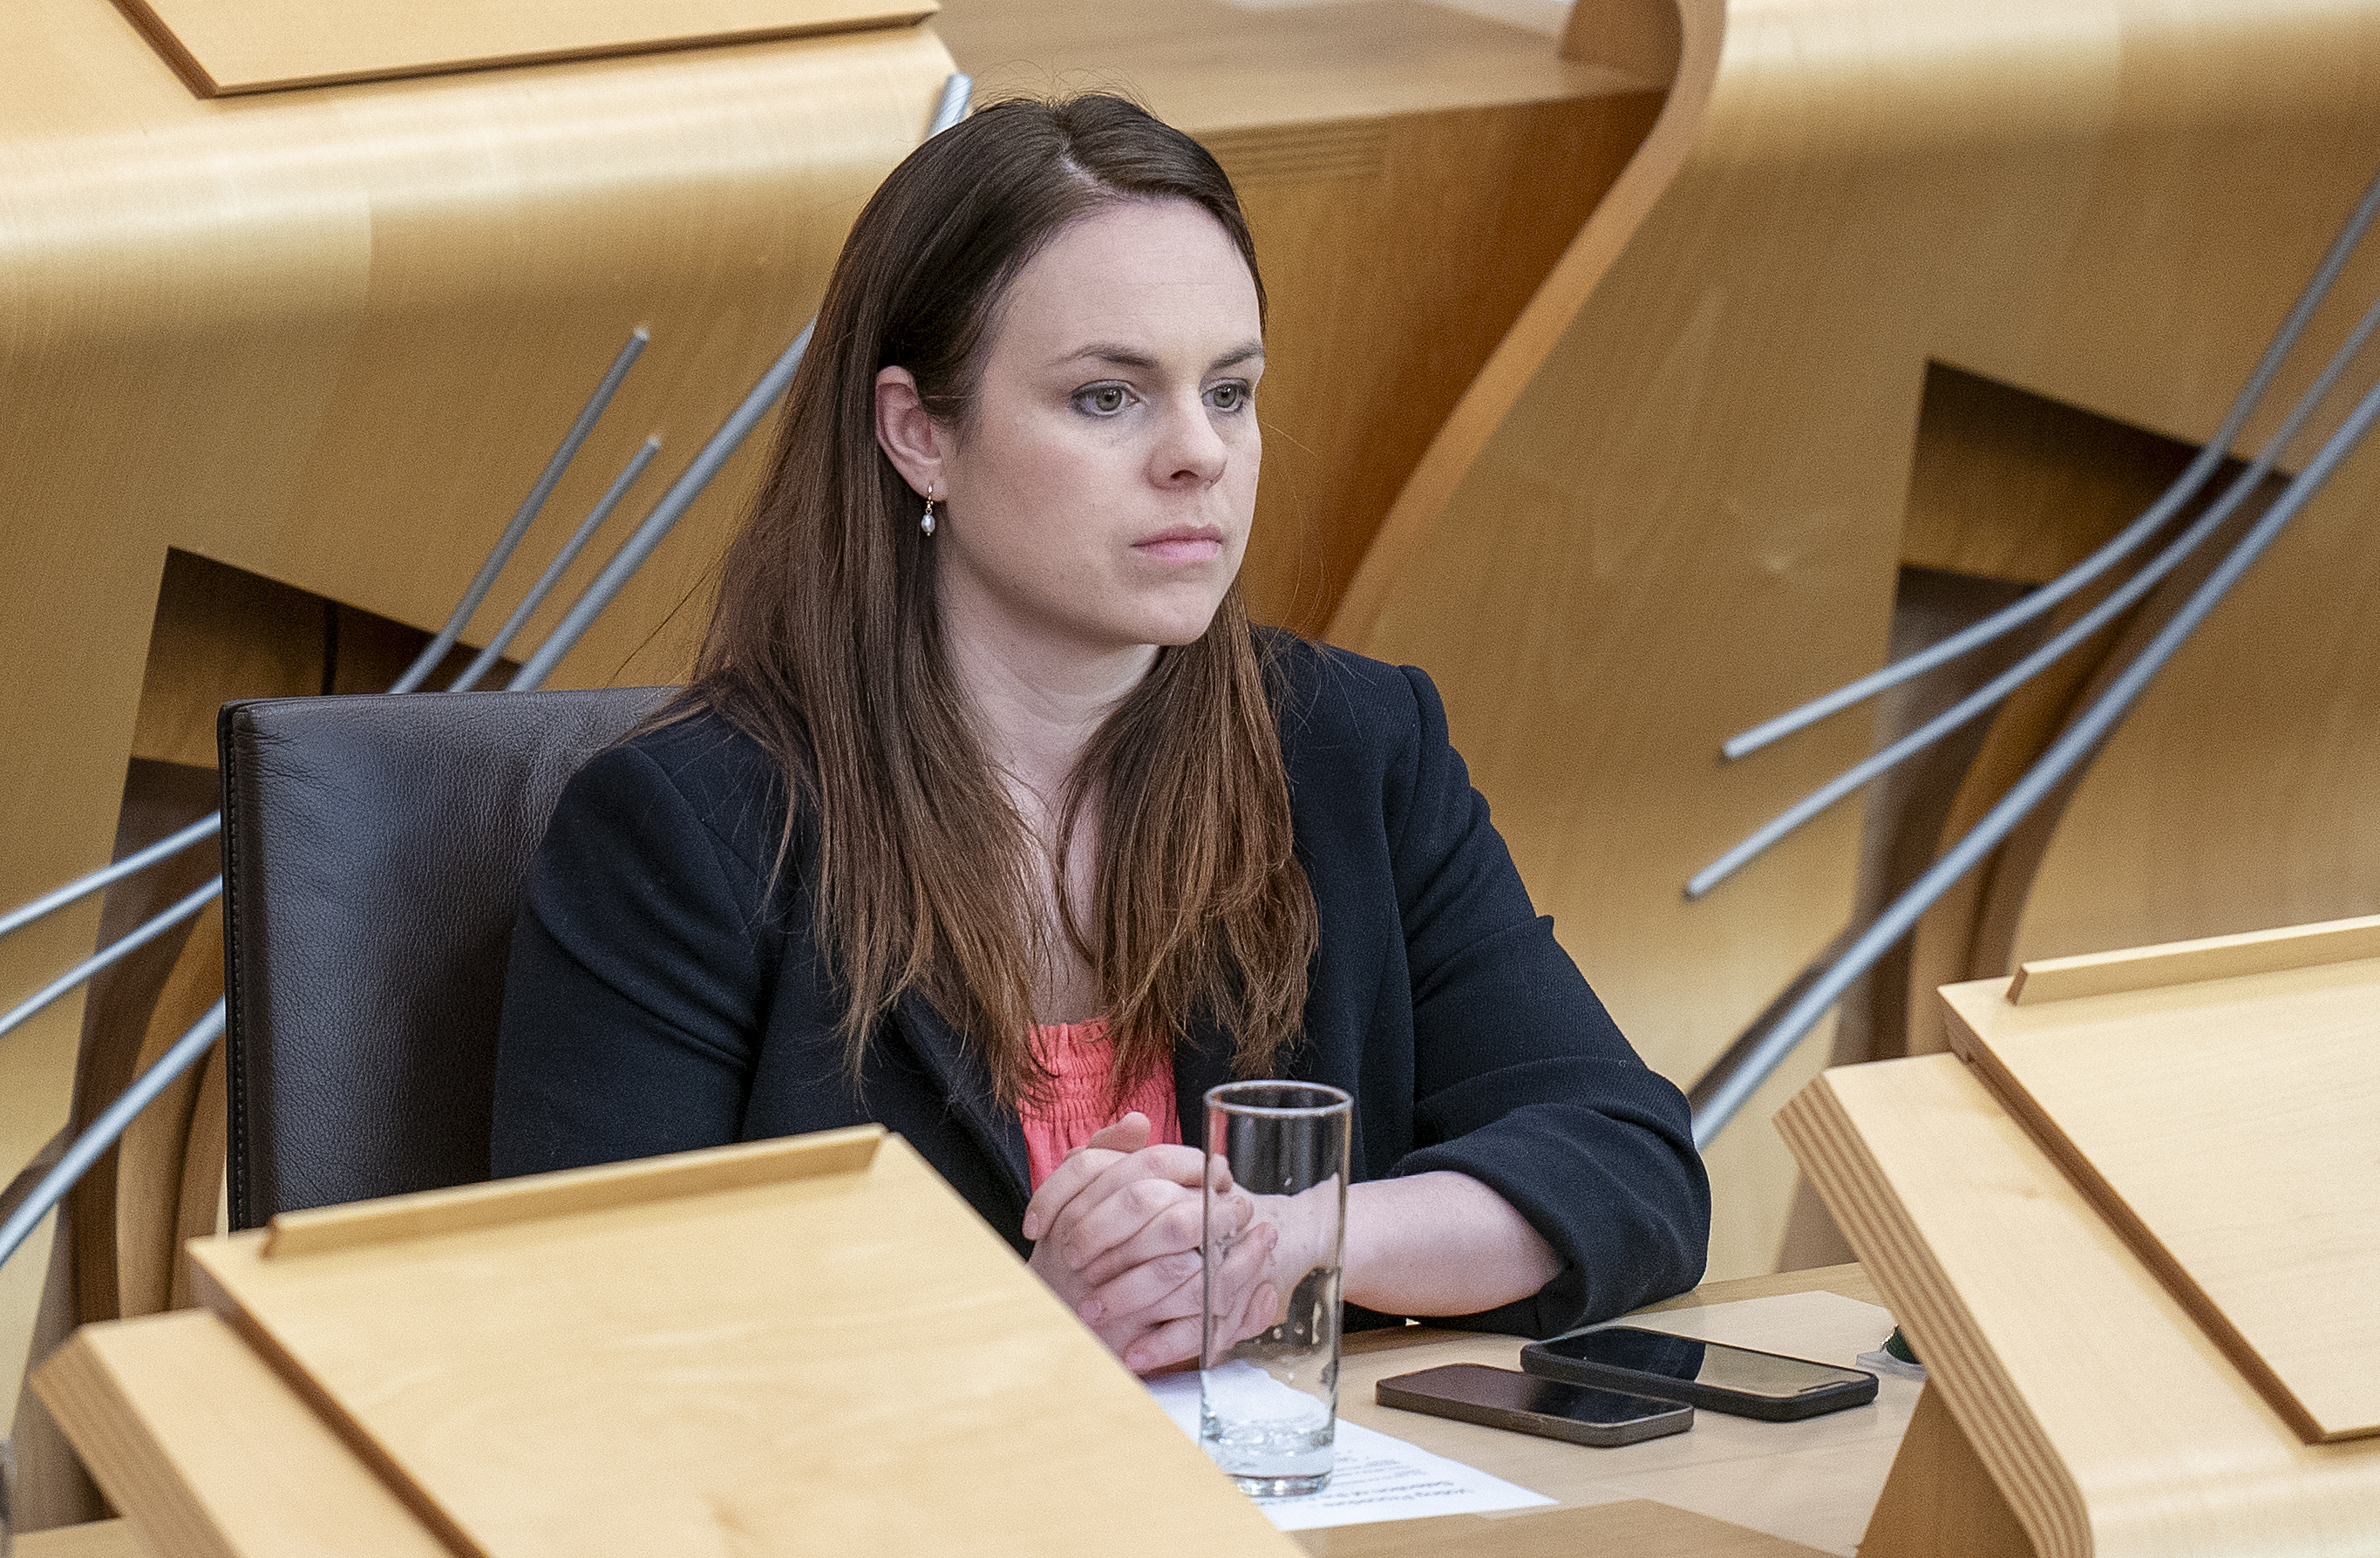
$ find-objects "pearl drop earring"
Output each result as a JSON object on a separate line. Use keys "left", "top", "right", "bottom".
{"left": 921, "top": 491, "right": 938, "bottom": 537}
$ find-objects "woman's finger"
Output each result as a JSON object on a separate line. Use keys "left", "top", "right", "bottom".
{"left": 1021, "top": 1126, "right": 1187, "bottom": 1244}
{"left": 1079, "top": 1215, "right": 1276, "bottom": 1331}
{"left": 1075, "top": 1246, "right": 1202, "bottom": 1330}
{"left": 1022, "top": 1146, "right": 1129, "bottom": 1244}
{"left": 1231, "top": 1282, "right": 1282, "bottom": 1350}
{"left": 1079, "top": 1112, "right": 1152, "bottom": 1156}
{"left": 1076, "top": 1181, "right": 1252, "bottom": 1290}
{"left": 1120, "top": 1217, "right": 1279, "bottom": 1373}
{"left": 1037, "top": 1145, "right": 1210, "bottom": 1269}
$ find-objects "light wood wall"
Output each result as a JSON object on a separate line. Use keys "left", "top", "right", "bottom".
{"left": 934, "top": 0, "right": 1669, "bottom": 634}
{"left": 1332, "top": 0, "right": 2380, "bottom": 1281}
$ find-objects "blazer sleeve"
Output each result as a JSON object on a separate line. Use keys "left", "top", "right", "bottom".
{"left": 1381, "top": 663, "right": 1710, "bottom": 1335}
{"left": 491, "top": 741, "right": 776, "bottom": 1178}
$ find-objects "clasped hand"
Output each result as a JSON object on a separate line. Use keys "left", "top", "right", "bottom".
{"left": 1022, "top": 1112, "right": 1284, "bottom": 1375}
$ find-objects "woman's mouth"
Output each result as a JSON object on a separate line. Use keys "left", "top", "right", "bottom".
{"left": 1133, "top": 525, "right": 1225, "bottom": 563}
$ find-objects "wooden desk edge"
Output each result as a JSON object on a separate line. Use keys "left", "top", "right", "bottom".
{"left": 20, "top": 1265, "right": 1880, "bottom": 1555}
{"left": 1341, "top": 1262, "right": 1880, "bottom": 1357}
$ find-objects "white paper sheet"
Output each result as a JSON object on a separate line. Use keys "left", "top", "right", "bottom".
{"left": 1145, "top": 1371, "right": 1555, "bottom": 1531}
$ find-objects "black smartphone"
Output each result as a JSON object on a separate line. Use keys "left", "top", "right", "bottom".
{"left": 1376, "top": 1363, "right": 1693, "bottom": 1447}
{"left": 1520, "top": 1326, "right": 1877, "bottom": 1421}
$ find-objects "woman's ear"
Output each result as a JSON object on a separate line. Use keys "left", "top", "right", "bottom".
{"left": 874, "top": 366, "right": 945, "bottom": 499}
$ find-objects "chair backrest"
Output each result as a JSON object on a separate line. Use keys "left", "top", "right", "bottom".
{"left": 218, "top": 686, "right": 671, "bottom": 1228}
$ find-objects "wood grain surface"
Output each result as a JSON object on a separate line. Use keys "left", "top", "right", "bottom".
{"left": 34, "top": 1310, "right": 452, "bottom": 1558}
{"left": 2007, "top": 913, "right": 2380, "bottom": 1005}
{"left": 1294, "top": 1499, "right": 1824, "bottom": 1557}
{"left": 1332, "top": 1284, "right": 1914, "bottom": 1556}
{"left": 179, "top": 1133, "right": 1295, "bottom": 1558}
{"left": 33, "top": 1255, "right": 1888, "bottom": 1558}
{"left": 1941, "top": 961, "right": 2380, "bottom": 1443}
{"left": 124, "top": 0, "right": 931, "bottom": 97}
{"left": 1326, "top": 0, "right": 2380, "bottom": 1280}
{"left": 260, "top": 1124, "right": 884, "bottom": 1256}
{"left": 11, "top": 1520, "right": 149, "bottom": 1558}
{"left": 935, "top": 0, "right": 1665, "bottom": 636}
{"left": 1857, "top": 1384, "right": 2034, "bottom": 1558}
{"left": 1778, "top": 1055, "right": 2380, "bottom": 1558}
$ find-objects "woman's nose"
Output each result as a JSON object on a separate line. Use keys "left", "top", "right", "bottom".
{"left": 1152, "top": 396, "right": 1230, "bottom": 486}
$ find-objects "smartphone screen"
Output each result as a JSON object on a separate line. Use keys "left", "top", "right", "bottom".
{"left": 1383, "top": 1363, "right": 1679, "bottom": 1424}
{"left": 1533, "top": 1327, "right": 1869, "bottom": 1400}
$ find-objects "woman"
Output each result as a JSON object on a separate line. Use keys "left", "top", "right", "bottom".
{"left": 493, "top": 95, "right": 1707, "bottom": 1374}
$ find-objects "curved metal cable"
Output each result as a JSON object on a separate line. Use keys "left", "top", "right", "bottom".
{"left": 0, "top": 1000, "right": 223, "bottom": 1271}
{"left": 446, "top": 436, "right": 662, "bottom": 693}
{"left": 0, "top": 813, "right": 219, "bottom": 945}
{"left": 1721, "top": 160, "right": 2380, "bottom": 761}
{"left": 1689, "top": 283, "right": 2380, "bottom": 899}
{"left": 1691, "top": 366, "right": 2380, "bottom": 1147}
{"left": 390, "top": 328, "right": 649, "bottom": 694}
{"left": 0, "top": 879, "right": 221, "bottom": 1051}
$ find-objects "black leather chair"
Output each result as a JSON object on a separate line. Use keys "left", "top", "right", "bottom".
{"left": 218, "top": 686, "right": 670, "bottom": 1228}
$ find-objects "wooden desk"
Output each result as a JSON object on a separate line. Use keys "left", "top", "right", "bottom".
{"left": 24, "top": 1265, "right": 1899, "bottom": 1558}
{"left": 1299, "top": 1263, "right": 1897, "bottom": 1556}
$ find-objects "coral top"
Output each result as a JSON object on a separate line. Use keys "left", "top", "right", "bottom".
{"left": 1019, "top": 1017, "right": 1182, "bottom": 1188}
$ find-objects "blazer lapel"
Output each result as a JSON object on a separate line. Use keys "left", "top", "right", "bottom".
{"left": 1173, "top": 1009, "right": 1237, "bottom": 1151}
{"left": 889, "top": 990, "right": 1031, "bottom": 1202}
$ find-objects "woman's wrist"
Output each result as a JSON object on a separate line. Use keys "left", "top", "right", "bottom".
{"left": 1340, "top": 1170, "right": 1561, "bottom": 1316}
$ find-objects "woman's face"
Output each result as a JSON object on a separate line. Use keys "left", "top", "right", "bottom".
{"left": 881, "top": 199, "right": 1264, "bottom": 663}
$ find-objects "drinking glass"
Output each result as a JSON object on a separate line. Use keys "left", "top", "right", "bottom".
{"left": 1198, "top": 1081, "right": 1351, "bottom": 1497}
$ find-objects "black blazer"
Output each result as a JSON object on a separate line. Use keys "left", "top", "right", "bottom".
{"left": 493, "top": 636, "right": 1708, "bottom": 1336}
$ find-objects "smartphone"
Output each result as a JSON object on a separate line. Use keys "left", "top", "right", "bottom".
{"left": 1376, "top": 1363, "right": 1693, "bottom": 1447}
{"left": 1520, "top": 1326, "right": 1877, "bottom": 1421}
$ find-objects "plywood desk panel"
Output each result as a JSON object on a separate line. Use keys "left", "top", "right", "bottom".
{"left": 124, "top": 0, "right": 932, "bottom": 97}
{"left": 175, "top": 1133, "right": 1289, "bottom": 1558}
{"left": 1779, "top": 1056, "right": 2380, "bottom": 1558}
{"left": 37, "top": 1256, "right": 1895, "bottom": 1558}
{"left": 1940, "top": 960, "right": 2380, "bottom": 1443}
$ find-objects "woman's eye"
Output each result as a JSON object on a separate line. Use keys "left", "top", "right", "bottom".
{"left": 1075, "top": 384, "right": 1130, "bottom": 416}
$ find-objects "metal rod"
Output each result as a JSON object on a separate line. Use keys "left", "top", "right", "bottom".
{"left": 1683, "top": 922, "right": 1860, "bottom": 1114}
{"left": 1689, "top": 284, "right": 2380, "bottom": 899}
{"left": 506, "top": 82, "right": 962, "bottom": 693}
{"left": 446, "top": 436, "right": 662, "bottom": 693}
{"left": 391, "top": 329, "right": 649, "bottom": 694}
{"left": 1691, "top": 367, "right": 2380, "bottom": 1148}
{"left": 0, "top": 999, "right": 224, "bottom": 1272}
{"left": 1720, "top": 160, "right": 2380, "bottom": 762}
{"left": 932, "top": 72, "right": 974, "bottom": 136}
{"left": 508, "top": 322, "right": 814, "bottom": 692}
{"left": 0, "top": 813, "right": 220, "bottom": 945}
{"left": 0, "top": 878, "right": 221, "bottom": 1049}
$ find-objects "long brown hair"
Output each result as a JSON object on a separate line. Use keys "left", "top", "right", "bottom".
{"left": 688, "top": 95, "right": 1318, "bottom": 1109}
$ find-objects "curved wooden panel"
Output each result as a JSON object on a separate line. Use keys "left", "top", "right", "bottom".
{"left": 1329, "top": 0, "right": 2380, "bottom": 1276}
{"left": 935, "top": 0, "right": 1669, "bottom": 634}
{"left": 0, "top": 1, "right": 952, "bottom": 1428}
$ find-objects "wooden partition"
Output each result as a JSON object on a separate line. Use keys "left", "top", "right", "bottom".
{"left": 1780, "top": 921, "right": 2380, "bottom": 1557}
{"left": 1329, "top": 0, "right": 2380, "bottom": 1278}
{"left": 935, "top": 0, "right": 1670, "bottom": 635}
